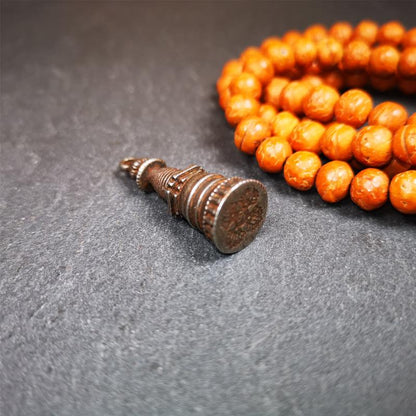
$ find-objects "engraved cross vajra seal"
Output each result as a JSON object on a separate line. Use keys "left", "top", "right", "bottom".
{"left": 119, "top": 157, "right": 268, "bottom": 253}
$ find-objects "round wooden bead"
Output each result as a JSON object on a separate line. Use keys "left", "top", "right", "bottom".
{"left": 280, "top": 81, "right": 312, "bottom": 114}
{"left": 398, "top": 47, "right": 416, "bottom": 79}
{"left": 303, "top": 85, "right": 340, "bottom": 122}
{"left": 315, "top": 161, "right": 354, "bottom": 203}
{"left": 382, "top": 158, "right": 411, "bottom": 179}
{"left": 230, "top": 72, "right": 262, "bottom": 99}
{"left": 377, "top": 21, "right": 405, "bottom": 46}
{"left": 304, "top": 24, "right": 327, "bottom": 42}
{"left": 256, "top": 136, "right": 293, "bottom": 173}
{"left": 262, "top": 40, "right": 296, "bottom": 74}
{"left": 320, "top": 122, "right": 356, "bottom": 161}
{"left": 289, "top": 119, "right": 325, "bottom": 153}
{"left": 352, "top": 125, "right": 393, "bottom": 167}
{"left": 368, "top": 45, "right": 400, "bottom": 78}
{"left": 222, "top": 59, "right": 243, "bottom": 77}
{"left": 392, "top": 124, "right": 416, "bottom": 165}
{"left": 258, "top": 104, "right": 277, "bottom": 124}
{"left": 225, "top": 94, "right": 260, "bottom": 126}
{"left": 368, "top": 102, "right": 408, "bottom": 132}
{"left": 234, "top": 116, "right": 271, "bottom": 155}
{"left": 402, "top": 28, "right": 416, "bottom": 48}
{"left": 283, "top": 151, "right": 322, "bottom": 191}
{"left": 317, "top": 37, "right": 343, "bottom": 68}
{"left": 264, "top": 77, "right": 290, "bottom": 108}
{"left": 294, "top": 38, "right": 317, "bottom": 67}
{"left": 335, "top": 89, "right": 373, "bottom": 128}
{"left": 216, "top": 73, "right": 234, "bottom": 94}
{"left": 329, "top": 21, "right": 353, "bottom": 45}
{"left": 341, "top": 40, "right": 371, "bottom": 71}
{"left": 350, "top": 168, "right": 390, "bottom": 211}
{"left": 271, "top": 111, "right": 300, "bottom": 140}
{"left": 353, "top": 20, "right": 379, "bottom": 45}
{"left": 260, "top": 37, "right": 281, "bottom": 53}
{"left": 389, "top": 170, "right": 416, "bottom": 214}
{"left": 243, "top": 54, "right": 275, "bottom": 85}
{"left": 240, "top": 47, "right": 263, "bottom": 63}
{"left": 281, "top": 30, "right": 302, "bottom": 46}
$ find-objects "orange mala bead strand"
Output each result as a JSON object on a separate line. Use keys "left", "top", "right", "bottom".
{"left": 217, "top": 20, "right": 416, "bottom": 214}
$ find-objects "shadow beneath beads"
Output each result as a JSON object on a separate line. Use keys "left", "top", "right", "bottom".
{"left": 113, "top": 169, "right": 227, "bottom": 263}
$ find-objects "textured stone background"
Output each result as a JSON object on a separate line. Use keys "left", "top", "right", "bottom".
{"left": 1, "top": 1, "right": 415, "bottom": 415}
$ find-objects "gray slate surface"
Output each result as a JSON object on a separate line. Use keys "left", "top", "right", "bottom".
{"left": 1, "top": 1, "right": 416, "bottom": 415}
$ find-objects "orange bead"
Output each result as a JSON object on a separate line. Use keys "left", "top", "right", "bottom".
{"left": 256, "top": 136, "right": 293, "bottom": 173}
{"left": 392, "top": 124, "right": 416, "bottom": 165}
{"left": 218, "top": 88, "right": 231, "bottom": 109}
{"left": 225, "top": 94, "right": 260, "bottom": 126}
{"left": 282, "top": 30, "right": 302, "bottom": 46}
{"left": 350, "top": 168, "right": 390, "bottom": 211}
{"left": 344, "top": 72, "right": 369, "bottom": 89}
{"left": 377, "top": 21, "right": 405, "bottom": 46}
{"left": 341, "top": 40, "right": 371, "bottom": 71}
{"left": 398, "top": 47, "right": 416, "bottom": 78}
{"left": 234, "top": 116, "right": 271, "bottom": 155}
{"left": 368, "top": 102, "right": 408, "bottom": 132}
{"left": 303, "top": 85, "right": 340, "bottom": 122}
{"left": 322, "top": 70, "right": 344, "bottom": 90}
{"left": 352, "top": 125, "right": 393, "bottom": 167}
{"left": 382, "top": 158, "right": 411, "bottom": 179}
{"left": 283, "top": 151, "right": 322, "bottom": 191}
{"left": 271, "top": 111, "right": 300, "bottom": 140}
{"left": 408, "top": 113, "right": 416, "bottom": 124}
{"left": 264, "top": 77, "right": 290, "bottom": 108}
{"left": 240, "top": 47, "right": 263, "bottom": 63}
{"left": 402, "top": 28, "right": 416, "bottom": 48}
{"left": 280, "top": 81, "right": 312, "bottom": 115}
{"left": 230, "top": 72, "right": 262, "bottom": 99}
{"left": 317, "top": 37, "right": 343, "bottom": 68}
{"left": 262, "top": 40, "right": 296, "bottom": 74}
{"left": 260, "top": 37, "right": 281, "bottom": 53}
{"left": 216, "top": 73, "right": 234, "bottom": 94}
{"left": 320, "top": 122, "right": 356, "bottom": 161}
{"left": 315, "top": 161, "right": 354, "bottom": 203}
{"left": 389, "top": 170, "right": 416, "bottom": 214}
{"left": 294, "top": 38, "right": 317, "bottom": 67}
{"left": 243, "top": 54, "right": 275, "bottom": 85}
{"left": 329, "top": 21, "right": 353, "bottom": 45}
{"left": 334, "top": 89, "right": 373, "bottom": 128}
{"left": 368, "top": 45, "right": 400, "bottom": 77}
{"left": 304, "top": 24, "right": 327, "bottom": 42}
{"left": 289, "top": 119, "right": 325, "bottom": 153}
{"left": 222, "top": 59, "right": 243, "bottom": 77}
{"left": 258, "top": 103, "right": 277, "bottom": 124}
{"left": 369, "top": 75, "right": 396, "bottom": 92}
{"left": 353, "top": 20, "right": 379, "bottom": 45}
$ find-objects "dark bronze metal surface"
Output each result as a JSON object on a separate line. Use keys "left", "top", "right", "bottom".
{"left": 119, "top": 157, "right": 268, "bottom": 253}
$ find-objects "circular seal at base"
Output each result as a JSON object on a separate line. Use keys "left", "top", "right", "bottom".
{"left": 202, "top": 178, "right": 268, "bottom": 254}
